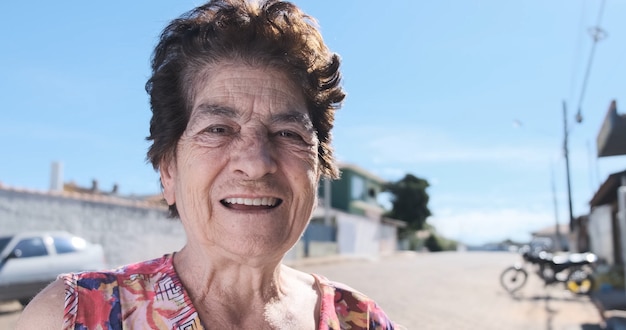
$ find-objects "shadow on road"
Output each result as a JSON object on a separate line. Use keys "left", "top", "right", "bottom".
{"left": 507, "top": 290, "right": 602, "bottom": 330}
{"left": 509, "top": 289, "right": 594, "bottom": 303}
{"left": 0, "top": 309, "right": 20, "bottom": 316}
{"left": 0, "top": 302, "right": 22, "bottom": 316}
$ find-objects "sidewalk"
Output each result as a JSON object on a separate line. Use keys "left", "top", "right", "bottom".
{"left": 592, "top": 289, "right": 626, "bottom": 329}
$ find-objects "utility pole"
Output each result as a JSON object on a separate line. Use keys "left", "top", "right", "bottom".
{"left": 563, "top": 101, "right": 575, "bottom": 234}
{"left": 551, "top": 163, "right": 562, "bottom": 251}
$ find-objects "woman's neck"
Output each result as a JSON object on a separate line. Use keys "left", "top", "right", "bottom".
{"left": 172, "top": 245, "right": 319, "bottom": 329}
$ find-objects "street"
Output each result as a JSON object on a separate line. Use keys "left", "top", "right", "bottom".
{"left": 0, "top": 251, "right": 605, "bottom": 329}
{"left": 293, "top": 251, "right": 603, "bottom": 330}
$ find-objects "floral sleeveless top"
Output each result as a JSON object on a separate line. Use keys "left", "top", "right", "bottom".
{"left": 61, "top": 254, "right": 394, "bottom": 329}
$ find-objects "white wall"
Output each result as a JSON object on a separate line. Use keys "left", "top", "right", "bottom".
{"left": 0, "top": 189, "right": 186, "bottom": 268}
{"left": 379, "top": 223, "right": 398, "bottom": 255}
{"left": 618, "top": 187, "right": 626, "bottom": 289}
{"left": 589, "top": 204, "right": 615, "bottom": 264}
{"left": 336, "top": 212, "right": 379, "bottom": 257}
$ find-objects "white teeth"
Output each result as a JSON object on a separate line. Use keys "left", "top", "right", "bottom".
{"left": 224, "top": 197, "right": 277, "bottom": 206}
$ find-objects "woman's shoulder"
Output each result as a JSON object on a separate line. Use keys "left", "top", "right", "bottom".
{"left": 14, "top": 278, "right": 65, "bottom": 329}
{"left": 61, "top": 254, "right": 176, "bottom": 302}
{"left": 62, "top": 254, "right": 181, "bottom": 329}
{"left": 15, "top": 256, "right": 174, "bottom": 329}
{"left": 312, "top": 273, "right": 395, "bottom": 329}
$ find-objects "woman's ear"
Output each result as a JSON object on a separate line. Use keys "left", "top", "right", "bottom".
{"left": 159, "top": 157, "right": 176, "bottom": 206}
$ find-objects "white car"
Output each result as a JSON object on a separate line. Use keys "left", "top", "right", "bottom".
{"left": 0, "top": 231, "right": 107, "bottom": 306}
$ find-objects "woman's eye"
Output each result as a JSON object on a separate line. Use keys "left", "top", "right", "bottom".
{"left": 204, "top": 126, "right": 229, "bottom": 134}
{"left": 277, "top": 131, "right": 300, "bottom": 139}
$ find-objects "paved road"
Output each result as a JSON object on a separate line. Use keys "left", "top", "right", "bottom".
{"left": 0, "top": 251, "right": 605, "bottom": 329}
{"left": 0, "top": 300, "right": 20, "bottom": 330}
{"left": 294, "top": 251, "right": 603, "bottom": 330}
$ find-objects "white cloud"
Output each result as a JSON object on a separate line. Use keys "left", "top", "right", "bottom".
{"left": 336, "top": 125, "right": 561, "bottom": 168}
{"left": 429, "top": 207, "right": 557, "bottom": 246}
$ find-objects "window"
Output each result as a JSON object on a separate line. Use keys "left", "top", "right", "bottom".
{"left": 53, "top": 236, "right": 86, "bottom": 254}
{"left": 368, "top": 188, "right": 376, "bottom": 198}
{"left": 351, "top": 176, "right": 365, "bottom": 200}
{"left": 12, "top": 237, "right": 48, "bottom": 258}
{"left": 0, "top": 236, "right": 12, "bottom": 254}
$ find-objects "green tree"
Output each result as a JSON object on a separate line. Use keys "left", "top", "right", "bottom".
{"left": 424, "top": 233, "right": 443, "bottom": 252}
{"left": 384, "top": 173, "right": 432, "bottom": 234}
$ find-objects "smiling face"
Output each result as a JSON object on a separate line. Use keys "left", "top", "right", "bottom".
{"left": 160, "top": 62, "right": 321, "bottom": 262}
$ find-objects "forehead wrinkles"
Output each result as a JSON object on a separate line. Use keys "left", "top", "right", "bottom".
{"left": 187, "top": 62, "right": 305, "bottom": 112}
{"left": 189, "top": 64, "right": 308, "bottom": 122}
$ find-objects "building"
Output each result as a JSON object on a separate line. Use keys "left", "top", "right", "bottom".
{"left": 584, "top": 170, "right": 626, "bottom": 265}
{"left": 597, "top": 100, "right": 626, "bottom": 158}
{"left": 286, "top": 163, "right": 405, "bottom": 262}
{"left": 578, "top": 100, "right": 626, "bottom": 265}
{"left": 531, "top": 223, "right": 570, "bottom": 252}
{"left": 572, "top": 100, "right": 626, "bottom": 284}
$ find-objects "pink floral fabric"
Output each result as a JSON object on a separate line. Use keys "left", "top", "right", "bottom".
{"left": 62, "top": 254, "right": 394, "bottom": 329}
{"left": 313, "top": 274, "right": 394, "bottom": 329}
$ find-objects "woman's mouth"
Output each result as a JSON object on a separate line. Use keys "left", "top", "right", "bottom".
{"left": 220, "top": 197, "right": 282, "bottom": 210}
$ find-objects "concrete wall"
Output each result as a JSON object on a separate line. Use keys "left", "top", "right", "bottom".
{"left": 336, "top": 212, "right": 380, "bottom": 257}
{"left": 589, "top": 204, "right": 615, "bottom": 264}
{"left": 0, "top": 188, "right": 186, "bottom": 268}
{"left": 379, "top": 223, "right": 398, "bottom": 255}
{"left": 1, "top": 187, "right": 397, "bottom": 268}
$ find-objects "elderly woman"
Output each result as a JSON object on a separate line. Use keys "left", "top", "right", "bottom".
{"left": 16, "top": 0, "right": 394, "bottom": 329}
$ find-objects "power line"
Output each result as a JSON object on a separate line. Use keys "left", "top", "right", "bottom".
{"left": 568, "top": 0, "right": 588, "bottom": 105}
{"left": 575, "top": 0, "right": 608, "bottom": 124}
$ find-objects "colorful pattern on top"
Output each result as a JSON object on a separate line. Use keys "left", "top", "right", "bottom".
{"left": 61, "top": 254, "right": 394, "bottom": 329}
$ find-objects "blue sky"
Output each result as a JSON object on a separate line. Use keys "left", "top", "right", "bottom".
{"left": 1, "top": 1, "right": 625, "bottom": 245}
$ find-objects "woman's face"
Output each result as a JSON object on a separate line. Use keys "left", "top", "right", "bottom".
{"left": 161, "top": 62, "right": 320, "bottom": 262}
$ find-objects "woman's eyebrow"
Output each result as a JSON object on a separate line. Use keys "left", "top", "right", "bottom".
{"left": 194, "top": 103, "right": 238, "bottom": 119}
{"left": 193, "top": 104, "right": 313, "bottom": 130}
{"left": 271, "top": 111, "right": 314, "bottom": 131}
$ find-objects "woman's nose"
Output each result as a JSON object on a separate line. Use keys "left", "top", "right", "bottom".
{"left": 231, "top": 134, "right": 278, "bottom": 179}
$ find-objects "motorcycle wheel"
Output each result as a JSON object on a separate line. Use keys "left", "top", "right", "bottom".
{"left": 565, "top": 269, "right": 594, "bottom": 295}
{"left": 500, "top": 266, "right": 528, "bottom": 293}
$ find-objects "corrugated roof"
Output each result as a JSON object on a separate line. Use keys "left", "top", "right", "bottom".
{"left": 590, "top": 169, "right": 626, "bottom": 207}
{"left": 337, "top": 163, "right": 387, "bottom": 184}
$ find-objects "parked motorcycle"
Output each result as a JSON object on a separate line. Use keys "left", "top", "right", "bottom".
{"left": 500, "top": 245, "right": 598, "bottom": 295}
